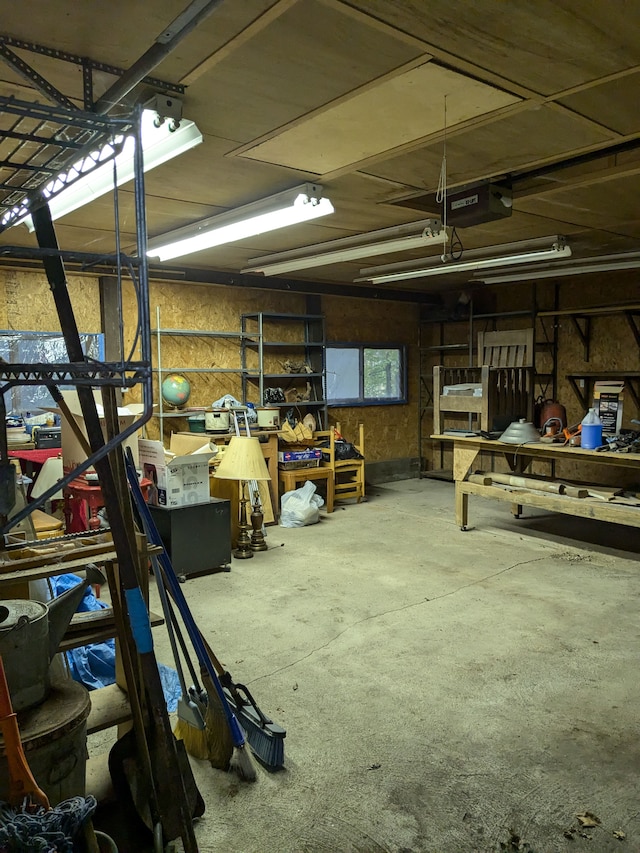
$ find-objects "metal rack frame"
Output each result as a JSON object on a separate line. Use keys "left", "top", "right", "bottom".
{"left": 0, "top": 95, "right": 153, "bottom": 534}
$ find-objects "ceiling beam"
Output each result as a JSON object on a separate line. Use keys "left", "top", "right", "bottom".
{"left": 94, "top": 0, "right": 225, "bottom": 114}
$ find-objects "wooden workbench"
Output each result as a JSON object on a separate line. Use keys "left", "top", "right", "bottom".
{"left": 432, "top": 434, "right": 640, "bottom": 531}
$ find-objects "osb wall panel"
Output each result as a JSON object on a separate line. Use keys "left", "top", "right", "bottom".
{"left": 0, "top": 269, "right": 100, "bottom": 333}
{"left": 322, "top": 295, "right": 418, "bottom": 463}
{"left": 144, "top": 281, "right": 308, "bottom": 442}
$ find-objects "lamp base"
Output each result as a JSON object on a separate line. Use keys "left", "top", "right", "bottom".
{"left": 233, "top": 545, "right": 254, "bottom": 559}
{"left": 234, "top": 485, "right": 254, "bottom": 559}
{"left": 250, "top": 498, "right": 268, "bottom": 551}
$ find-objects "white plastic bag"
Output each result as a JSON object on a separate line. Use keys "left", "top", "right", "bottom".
{"left": 279, "top": 480, "right": 324, "bottom": 527}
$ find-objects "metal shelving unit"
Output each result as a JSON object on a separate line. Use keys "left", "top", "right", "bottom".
{"left": 241, "top": 312, "right": 327, "bottom": 428}
{"left": 152, "top": 306, "right": 252, "bottom": 434}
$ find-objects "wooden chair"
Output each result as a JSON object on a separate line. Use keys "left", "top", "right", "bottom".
{"left": 434, "top": 328, "right": 534, "bottom": 434}
{"left": 316, "top": 423, "right": 365, "bottom": 505}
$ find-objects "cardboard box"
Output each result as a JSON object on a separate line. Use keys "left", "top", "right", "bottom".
{"left": 138, "top": 438, "right": 212, "bottom": 507}
{"left": 169, "top": 432, "right": 215, "bottom": 457}
{"left": 593, "top": 381, "right": 624, "bottom": 436}
{"left": 277, "top": 448, "right": 322, "bottom": 463}
{"left": 44, "top": 390, "right": 143, "bottom": 479}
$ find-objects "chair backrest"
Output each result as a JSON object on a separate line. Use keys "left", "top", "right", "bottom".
{"left": 314, "top": 423, "right": 365, "bottom": 467}
{"left": 477, "top": 328, "right": 534, "bottom": 368}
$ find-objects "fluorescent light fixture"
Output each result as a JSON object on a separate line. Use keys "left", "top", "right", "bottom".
{"left": 475, "top": 252, "right": 640, "bottom": 284}
{"left": 10, "top": 109, "right": 203, "bottom": 231}
{"left": 356, "top": 237, "right": 571, "bottom": 284}
{"left": 147, "top": 183, "right": 335, "bottom": 262}
{"left": 242, "top": 218, "right": 447, "bottom": 276}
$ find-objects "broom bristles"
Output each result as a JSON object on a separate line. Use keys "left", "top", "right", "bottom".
{"left": 174, "top": 717, "right": 210, "bottom": 762}
{"left": 229, "top": 744, "right": 257, "bottom": 783}
{"left": 201, "top": 672, "right": 234, "bottom": 770}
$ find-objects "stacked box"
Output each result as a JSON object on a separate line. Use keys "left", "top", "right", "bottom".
{"left": 593, "top": 381, "right": 624, "bottom": 436}
{"left": 277, "top": 448, "right": 322, "bottom": 470}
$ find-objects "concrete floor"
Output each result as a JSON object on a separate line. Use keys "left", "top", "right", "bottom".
{"left": 93, "top": 478, "right": 640, "bottom": 852}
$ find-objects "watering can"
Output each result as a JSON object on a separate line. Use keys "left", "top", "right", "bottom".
{"left": 0, "top": 564, "right": 105, "bottom": 711}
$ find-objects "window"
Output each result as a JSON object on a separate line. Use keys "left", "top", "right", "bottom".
{"left": 0, "top": 330, "right": 104, "bottom": 415}
{"left": 326, "top": 344, "right": 407, "bottom": 406}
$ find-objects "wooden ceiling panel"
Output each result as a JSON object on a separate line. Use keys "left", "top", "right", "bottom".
{"left": 0, "top": 1, "right": 278, "bottom": 81}
{"left": 517, "top": 173, "right": 640, "bottom": 236}
{"left": 558, "top": 73, "right": 640, "bottom": 136}
{"left": 365, "top": 106, "right": 615, "bottom": 192}
{"left": 238, "top": 63, "right": 519, "bottom": 173}
{"left": 182, "top": 0, "right": 423, "bottom": 142}
{"left": 2, "top": 1, "right": 640, "bottom": 293}
{"left": 340, "top": 0, "right": 640, "bottom": 94}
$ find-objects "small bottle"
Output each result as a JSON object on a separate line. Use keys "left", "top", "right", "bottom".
{"left": 581, "top": 407, "right": 603, "bottom": 450}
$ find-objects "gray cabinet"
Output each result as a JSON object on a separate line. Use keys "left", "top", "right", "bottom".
{"left": 149, "top": 498, "right": 232, "bottom": 577}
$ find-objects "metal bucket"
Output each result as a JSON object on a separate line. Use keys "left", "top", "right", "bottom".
{"left": 0, "top": 678, "right": 91, "bottom": 805}
{"left": 0, "top": 599, "right": 50, "bottom": 712}
{"left": 205, "top": 408, "right": 231, "bottom": 433}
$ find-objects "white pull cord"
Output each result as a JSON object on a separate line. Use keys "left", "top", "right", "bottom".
{"left": 435, "top": 95, "right": 449, "bottom": 262}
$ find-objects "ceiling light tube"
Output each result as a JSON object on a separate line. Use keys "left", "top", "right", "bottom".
{"left": 476, "top": 257, "right": 640, "bottom": 284}
{"left": 147, "top": 183, "right": 335, "bottom": 261}
{"left": 17, "top": 109, "right": 203, "bottom": 231}
{"left": 242, "top": 218, "right": 446, "bottom": 275}
{"left": 356, "top": 238, "right": 571, "bottom": 284}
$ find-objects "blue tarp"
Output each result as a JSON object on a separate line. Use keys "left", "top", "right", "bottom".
{"left": 50, "top": 573, "right": 181, "bottom": 712}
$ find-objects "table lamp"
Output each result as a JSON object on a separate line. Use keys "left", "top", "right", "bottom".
{"left": 214, "top": 436, "right": 271, "bottom": 559}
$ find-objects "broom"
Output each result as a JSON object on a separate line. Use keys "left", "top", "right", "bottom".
{"left": 200, "top": 635, "right": 286, "bottom": 771}
{"left": 126, "top": 451, "right": 256, "bottom": 781}
{"left": 155, "top": 562, "right": 232, "bottom": 767}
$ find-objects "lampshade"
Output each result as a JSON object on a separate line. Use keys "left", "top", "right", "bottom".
{"left": 31, "top": 455, "right": 64, "bottom": 500}
{"left": 214, "top": 436, "right": 271, "bottom": 482}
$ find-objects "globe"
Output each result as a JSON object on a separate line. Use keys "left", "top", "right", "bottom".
{"left": 161, "top": 373, "right": 192, "bottom": 408}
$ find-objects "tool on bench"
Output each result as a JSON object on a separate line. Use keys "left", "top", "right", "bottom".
{"left": 562, "top": 422, "right": 582, "bottom": 446}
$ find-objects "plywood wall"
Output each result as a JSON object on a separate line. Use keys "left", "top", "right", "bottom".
{"left": 322, "top": 294, "right": 418, "bottom": 464}
{"left": 2, "top": 263, "right": 636, "bottom": 482}
{"left": 0, "top": 268, "right": 416, "bottom": 466}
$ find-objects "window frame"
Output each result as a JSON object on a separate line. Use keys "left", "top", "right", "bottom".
{"left": 325, "top": 342, "right": 408, "bottom": 407}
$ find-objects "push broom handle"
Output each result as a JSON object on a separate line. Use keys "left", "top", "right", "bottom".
{"left": 125, "top": 451, "right": 249, "bottom": 751}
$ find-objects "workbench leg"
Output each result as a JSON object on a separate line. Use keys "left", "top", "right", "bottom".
{"left": 455, "top": 484, "right": 469, "bottom": 530}
{"left": 511, "top": 502, "right": 523, "bottom": 518}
